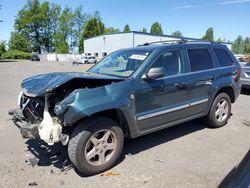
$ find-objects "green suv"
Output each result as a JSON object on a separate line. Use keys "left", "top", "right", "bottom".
{"left": 9, "top": 41, "right": 241, "bottom": 175}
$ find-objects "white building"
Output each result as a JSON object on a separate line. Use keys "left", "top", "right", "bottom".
{"left": 84, "top": 31, "right": 232, "bottom": 59}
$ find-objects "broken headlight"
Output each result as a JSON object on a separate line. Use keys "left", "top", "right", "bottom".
{"left": 18, "top": 91, "right": 23, "bottom": 106}
{"left": 54, "top": 92, "right": 77, "bottom": 116}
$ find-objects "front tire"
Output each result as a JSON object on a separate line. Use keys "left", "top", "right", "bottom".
{"left": 68, "top": 117, "right": 124, "bottom": 175}
{"left": 206, "top": 93, "right": 231, "bottom": 128}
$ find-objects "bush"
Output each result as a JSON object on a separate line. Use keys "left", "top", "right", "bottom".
{"left": 1, "top": 50, "right": 32, "bottom": 60}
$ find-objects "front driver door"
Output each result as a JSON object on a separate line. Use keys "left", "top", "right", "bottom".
{"left": 134, "top": 49, "right": 190, "bottom": 132}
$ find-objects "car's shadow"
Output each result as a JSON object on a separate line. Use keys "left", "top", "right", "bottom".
{"left": 241, "top": 88, "right": 250, "bottom": 96}
{"left": 25, "top": 139, "right": 71, "bottom": 172}
{"left": 25, "top": 118, "right": 206, "bottom": 176}
{"left": 218, "top": 149, "right": 250, "bottom": 188}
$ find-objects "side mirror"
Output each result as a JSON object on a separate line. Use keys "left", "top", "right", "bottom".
{"left": 142, "top": 67, "right": 165, "bottom": 80}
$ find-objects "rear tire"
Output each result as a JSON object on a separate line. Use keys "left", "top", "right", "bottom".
{"left": 68, "top": 117, "right": 124, "bottom": 175}
{"left": 206, "top": 93, "right": 231, "bottom": 128}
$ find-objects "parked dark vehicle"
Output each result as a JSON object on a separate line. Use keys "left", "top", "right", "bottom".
{"left": 9, "top": 41, "right": 241, "bottom": 175}
{"left": 241, "top": 62, "right": 250, "bottom": 89}
{"left": 31, "top": 54, "right": 40, "bottom": 61}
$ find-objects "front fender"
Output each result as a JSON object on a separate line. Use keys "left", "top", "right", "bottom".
{"left": 62, "top": 80, "right": 133, "bottom": 126}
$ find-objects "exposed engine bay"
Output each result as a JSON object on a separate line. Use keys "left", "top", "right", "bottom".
{"left": 20, "top": 78, "right": 118, "bottom": 123}
{"left": 10, "top": 73, "right": 123, "bottom": 145}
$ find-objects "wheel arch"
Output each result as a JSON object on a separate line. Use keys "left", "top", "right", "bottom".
{"left": 214, "top": 86, "right": 235, "bottom": 103}
{"left": 70, "top": 109, "right": 131, "bottom": 138}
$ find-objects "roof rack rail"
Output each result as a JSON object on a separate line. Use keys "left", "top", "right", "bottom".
{"left": 139, "top": 39, "right": 188, "bottom": 46}
{"left": 138, "top": 39, "right": 223, "bottom": 46}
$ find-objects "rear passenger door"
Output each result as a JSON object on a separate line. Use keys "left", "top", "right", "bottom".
{"left": 185, "top": 48, "right": 216, "bottom": 115}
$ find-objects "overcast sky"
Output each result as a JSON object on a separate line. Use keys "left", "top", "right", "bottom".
{"left": 0, "top": 0, "right": 249, "bottom": 42}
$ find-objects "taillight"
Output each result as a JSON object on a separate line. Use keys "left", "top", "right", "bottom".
{"left": 235, "top": 68, "right": 241, "bottom": 82}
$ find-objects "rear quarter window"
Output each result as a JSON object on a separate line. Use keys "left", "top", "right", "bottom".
{"left": 213, "top": 48, "right": 234, "bottom": 67}
{"left": 187, "top": 49, "right": 213, "bottom": 72}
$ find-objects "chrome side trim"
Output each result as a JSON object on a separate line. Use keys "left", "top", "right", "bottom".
{"left": 137, "top": 98, "right": 208, "bottom": 121}
{"left": 137, "top": 104, "right": 189, "bottom": 121}
{"left": 138, "top": 113, "right": 204, "bottom": 137}
{"left": 190, "top": 98, "right": 208, "bottom": 106}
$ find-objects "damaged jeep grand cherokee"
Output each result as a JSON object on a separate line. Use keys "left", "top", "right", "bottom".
{"left": 9, "top": 41, "right": 241, "bottom": 175}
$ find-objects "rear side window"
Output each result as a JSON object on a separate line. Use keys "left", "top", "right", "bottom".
{"left": 187, "top": 49, "right": 213, "bottom": 72}
{"left": 213, "top": 49, "right": 234, "bottom": 67}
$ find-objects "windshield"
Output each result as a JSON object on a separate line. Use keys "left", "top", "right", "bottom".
{"left": 245, "top": 62, "right": 250, "bottom": 67}
{"left": 88, "top": 49, "right": 152, "bottom": 77}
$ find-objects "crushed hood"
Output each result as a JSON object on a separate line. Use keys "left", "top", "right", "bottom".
{"left": 21, "top": 72, "right": 124, "bottom": 97}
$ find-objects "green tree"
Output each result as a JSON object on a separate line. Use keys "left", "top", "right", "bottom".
{"left": 141, "top": 27, "right": 147, "bottom": 33}
{"left": 105, "top": 27, "right": 120, "bottom": 34}
{"left": 8, "top": 32, "right": 31, "bottom": 52}
{"left": 244, "top": 44, "right": 250, "bottom": 54}
{"left": 39, "top": 1, "right": 53, "bottom": 53}
{"left": 74, "top": 6, "right": 88, "bottom": 53}
{"left": 243, "top": 37, "right": 250, "bottom": 54}
{"left": 82, "top": 17, "right": 105, "bottom": 40}
{"left": 56, "top": 41, "right": 69, "bottom": 53}
{"left": 150, "top": 22, "right": 163, "bottom": 34}
{"left": 0, "top": 41, "right": 6, "bottom": 57}
{"left": 15, "top": 0, "right": 43, "bottom": 53}
{"left": 202, "top": 27, "right": 214, "bottom": 42}
{"left": 171, "top": 30, "right": 183, "bottom": 37}
{"left": 80, "top": 17, "right": 105, "bottom": 52}
{"left": 123, "top": 24, "right": 130, "bottom": 32}
{"left": 217, "top": 37, "right": 223, "bottom": 43}
{"left": 245, "top": 37, "right": 250, "bottom": 44}
{"left": 49, "top": 3, "right": 61, "bottom": 52}
{"left": 55, "top": 7, "right": 74, "bottom": 53}
{"left": 232, "top": 35, "right": 244, "bottom": 54}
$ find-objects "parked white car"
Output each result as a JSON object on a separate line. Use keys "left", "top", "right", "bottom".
{"left": 72, "top": 56, "right": 88, "bottom": 65}
{"left": 73, "top": 56, "right": 97, "bottom": 65}
{"left": 87, "top": 56, "right": 97, "bottom": 64}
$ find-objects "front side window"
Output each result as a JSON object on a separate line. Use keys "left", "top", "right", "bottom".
{"left": 88, "top": 49, "right": 152, "bottom": 77}
{"left": 213, "top": 48, "right": 234, "bottom": 67}
{"left": 187, "top": 49, "right": 213, "bottom": 72}
{"left": 151, "top": 50, "right": 183, "bottom": 76}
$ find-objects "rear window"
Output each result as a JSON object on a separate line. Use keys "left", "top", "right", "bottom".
{"left": 187, "top": 49, "right": 213, "bottom": 72}
{"left": 213, "top": 49, "right": 234, "bottom": 67}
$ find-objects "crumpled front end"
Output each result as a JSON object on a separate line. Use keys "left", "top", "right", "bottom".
{"left": 9, "top": 93, "right": 68, "bottom": 146}
{"left": 9, "top": 72, "right": 127, "bottom": 145}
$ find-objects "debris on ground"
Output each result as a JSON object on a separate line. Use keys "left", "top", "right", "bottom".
{"left": 101, "top": 171, "right": 120, "bottom": 177}
{"left": 154, "top": 159, "right": 166, "bottom": 163}
{"left": 49, "top": 169, "right": 54, "bottom": 175}
{"left": 28, "top": 158, "right": 39, "bottom": 167}
{"left": 28, "top": 182, "right": 38, "bottom": 186}
{"left": 60, "top": 159, "right": 73, "bottom": 173}
{"left": 25, "top": 153, "right": 32, "bottom": 157}
{"left": 60, "top": 180, "right": 64, "bottom": 186}
{"left": 242, "top": 120, "right": 250, "bottom": 127}
{"left": 142, "top": 175, "right": 152, "bottom": 184}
